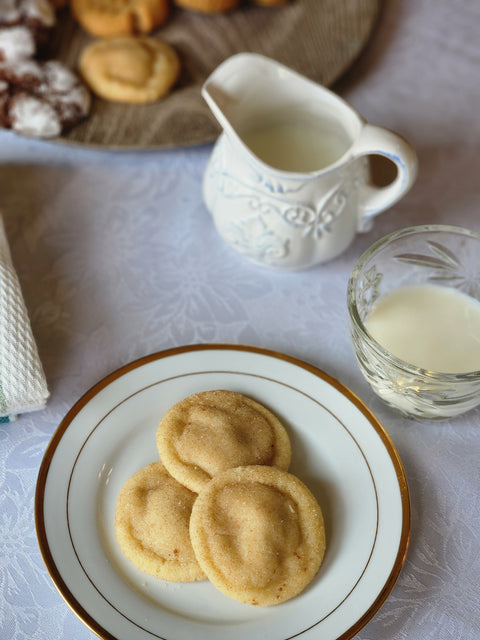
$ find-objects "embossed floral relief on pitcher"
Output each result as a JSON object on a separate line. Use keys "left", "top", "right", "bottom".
{"left": 204, "top": 138, "right": 371, "bottom": 269}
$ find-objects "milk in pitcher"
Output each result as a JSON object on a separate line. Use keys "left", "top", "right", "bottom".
{"left": 241, "top": 120, "right": 350, "bottom": 173}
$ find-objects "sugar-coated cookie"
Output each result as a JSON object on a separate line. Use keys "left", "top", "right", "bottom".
{"left": 71, "top": 0, "right": 169, "bottom": 37}
{"left": 190, "top": 465, "right": 326, "bottom": 606}
{"left": 173, "top": 0, "right": 240, "bottom": 13}
{"left": 156, "top": 390, "right": 291, "bottom": 493}
{"left": 114, "top": 461, "right": 206, "bottom": 582}
{"left": 0, "top": 0, "right": 56, "bottom": 50}
{"left": 78, "top": 36, "right": 180, "bottom": 104}
{"left": 0, "top": 0, "right": 56, "bottom": 29}
{"left": 0, "top": 58, "right": 90, "bottom": 137}
{"left": 0, "top": 26, "right": 36, "bottom": 61}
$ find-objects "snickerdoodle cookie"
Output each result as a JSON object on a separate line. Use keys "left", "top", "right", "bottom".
{"left": 156, "top": 390, "right": 291, "bottom": 493}
{"left": 78, "top": 36, "right": 180, "bottom": 103}
{"left": 71, "top": 0, "right": 169, "bottom": 37}
{"left": 114, "top": 461, "right": 206, "bottom": 582}
{"left": 190, "top": 465, "right": 326, "bottom": 606}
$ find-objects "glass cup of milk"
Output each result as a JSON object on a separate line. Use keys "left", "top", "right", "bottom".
{"left": 347, "top": 225, "right": 480, "bottom": 419}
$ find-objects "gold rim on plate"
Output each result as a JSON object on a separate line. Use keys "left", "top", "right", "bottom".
{"left": 35, "top": 343, "right": 410, "bottom": 640}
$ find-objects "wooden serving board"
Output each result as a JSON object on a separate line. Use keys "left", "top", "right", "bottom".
{"left": 49, "top": 0, "right": 380, "bottom": 149}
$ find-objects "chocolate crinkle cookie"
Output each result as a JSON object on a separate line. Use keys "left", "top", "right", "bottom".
{"left": 0, "top": 0, "right": 56, "bottom": 54}
{"left": 0, "top": 25, "right": 37, "bottom": 61}
{"left": 0, "top": 59, "right": 91, "bottom": 138}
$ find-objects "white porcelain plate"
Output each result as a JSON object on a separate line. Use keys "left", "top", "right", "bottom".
{"left": 35, "top": 344, "right": 410, "bottom": 640}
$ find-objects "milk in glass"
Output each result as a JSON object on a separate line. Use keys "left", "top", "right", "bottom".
{"left": 365, "top": 284, "right": 480, "bottom": 373}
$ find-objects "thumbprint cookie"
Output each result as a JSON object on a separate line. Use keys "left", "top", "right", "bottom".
{"left": 78, "top": 36, "right": 180, "bottom": 104}
{"left": 71, "top": 0, "right": 169, "bottom": 37}
{"left": 156, "top": 390, "right": 291, "bottom": 494}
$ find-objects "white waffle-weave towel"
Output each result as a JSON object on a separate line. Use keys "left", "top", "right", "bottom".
{"left": 0, "top": 216, "right": 49, "bottom": 421}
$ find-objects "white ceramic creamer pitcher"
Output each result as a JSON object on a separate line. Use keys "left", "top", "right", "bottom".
{"left": 202, "top": 53, "right": 418, "bottom": 270}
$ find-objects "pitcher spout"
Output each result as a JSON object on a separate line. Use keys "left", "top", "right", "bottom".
{"left": 202, "top": 53, "right": 290, "bottom": 169}
{"left": 202, "top": 53, "right": 289, "bottom": 142}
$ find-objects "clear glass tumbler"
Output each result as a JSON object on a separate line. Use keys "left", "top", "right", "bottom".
{"left": 347, "top": 225, "right": 480, "bottom": 419}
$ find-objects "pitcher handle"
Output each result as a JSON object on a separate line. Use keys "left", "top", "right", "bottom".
{"left": 350, "top": 123, "right": 418, "bottom": 231}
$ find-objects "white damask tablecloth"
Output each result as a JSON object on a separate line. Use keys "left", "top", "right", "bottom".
{"left": 1, "top": 1, "right": 480, "bottom": 639}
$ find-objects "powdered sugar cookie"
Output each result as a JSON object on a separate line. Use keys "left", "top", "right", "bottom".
{"left": 78, "top": 36, "right": 180, "bottom": 104}
{"left": 190, "top": 465, "right": 326, "bottom": 606}
{"left": 156, "top": 390, "right": 292, "bottom": 493}
{"left": 0, "top": 58, "right": 90, "bottom": 137}
{"left": 115, "top": 461, "right": 206, "bottom": 582}
{"left": 0, "top": 0, "right": 56, "bottom": 50}
{"left": 0, "top": 26, "right": 36, "bottom": 61}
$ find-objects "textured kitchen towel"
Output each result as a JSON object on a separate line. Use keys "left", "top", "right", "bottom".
{"left": 0, "top": 215, "right": 49, "bottom": 420}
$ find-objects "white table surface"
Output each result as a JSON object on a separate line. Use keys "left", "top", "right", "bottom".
{"left": 1, "top": 1, "right": 480, "bottom": 638}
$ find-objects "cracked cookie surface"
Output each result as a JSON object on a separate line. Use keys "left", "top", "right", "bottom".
{"left": 0, "top": 58, "right": 90, "bottom": 137}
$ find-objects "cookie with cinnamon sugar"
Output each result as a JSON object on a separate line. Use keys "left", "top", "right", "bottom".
{"left": 115, "top": 461, "right": 206, "bottom": 582}
{"left": 190, "top": 465, "right": 326, "bottom": 605}
{"left": 156, "top": 390, "right": 292, "bottom": 493}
